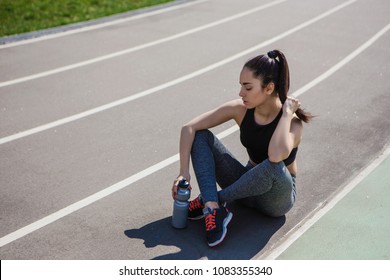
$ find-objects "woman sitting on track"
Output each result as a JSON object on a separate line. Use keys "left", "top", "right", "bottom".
{"left": 172, "top": 50, "right": 313, "bottom": 247}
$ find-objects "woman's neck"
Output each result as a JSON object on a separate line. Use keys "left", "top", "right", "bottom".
{"left": 254, "top": 97, "right": 282, "bottom": 125}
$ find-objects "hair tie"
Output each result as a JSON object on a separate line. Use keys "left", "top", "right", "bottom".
{"left": 267, "top": 50, "right": 277, "bottom": 59}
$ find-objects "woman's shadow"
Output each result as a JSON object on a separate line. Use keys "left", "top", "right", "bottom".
{"left": 124, "top": 202, "right": 285, "bottom": 259}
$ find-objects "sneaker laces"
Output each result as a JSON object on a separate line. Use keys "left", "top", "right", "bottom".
{"left": 189, "top": 198, "right": 202, "bottom": 211}
{"left": 205, "top": 210, "right": 216, "bottom": 231}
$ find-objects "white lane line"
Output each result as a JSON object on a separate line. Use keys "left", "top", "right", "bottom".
{"left": 0, "top": 0, "right": 209, "bottom": 49}
{"left": 2, "top": 18, "right": 387, "bottom": 248}
{"left": 260, "top": 144, "right": 390, "bottom": 260}
{"left": 0, "top": 0, "right": 287, "bottom": 88}
{"left": 0, "top": 0, "right": 356, "bottom": 146}
{"left": 292, "top": 23, "right": 390, "bottom": 98}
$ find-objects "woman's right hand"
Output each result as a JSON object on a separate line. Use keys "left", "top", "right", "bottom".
{"left": 171, "top": 174, "right": 191, "bottom": 199}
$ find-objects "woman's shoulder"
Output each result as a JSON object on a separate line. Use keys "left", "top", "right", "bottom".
{"left": 218, "top": 99, "right": 246, "bottom": 114}
{"left": 220, "top": 99, "right": 247, "bottom": 125}
{"left": 221, "top": 98, "right": 246, "bottom": 108}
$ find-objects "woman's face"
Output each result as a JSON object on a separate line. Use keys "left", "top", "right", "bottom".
{"left": 239, "top": 67, "right": 268, "bottom": 109}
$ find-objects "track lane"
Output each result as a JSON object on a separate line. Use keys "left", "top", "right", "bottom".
{"left": 0, "top": 0, "right": 389, "bottom": 259}
{"left": 0, "top": 0, "right": 356, "bottom": 141}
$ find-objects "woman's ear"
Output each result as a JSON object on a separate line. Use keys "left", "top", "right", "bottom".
{"left": 265, "top": 82, "right": 275, "bottom": 95}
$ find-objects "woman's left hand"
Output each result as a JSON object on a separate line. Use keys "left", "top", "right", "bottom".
{"left": 283, "top": 96, "right": 301, "bottom": 115}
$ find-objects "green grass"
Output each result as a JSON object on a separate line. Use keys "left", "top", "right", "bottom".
{"left": 0, "top": 0, "right": 175, "bottom": 37}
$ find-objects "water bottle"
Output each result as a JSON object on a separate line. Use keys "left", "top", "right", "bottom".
{"left": 172, "top": 178, "right": 191, "bottom": 229}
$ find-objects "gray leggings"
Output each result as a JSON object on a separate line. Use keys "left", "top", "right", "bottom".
{"left": 191, "top": 130, "right": 296, "bottom": 217}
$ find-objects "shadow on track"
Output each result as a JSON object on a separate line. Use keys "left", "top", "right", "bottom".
{"left": 124, "top": 202, "right": 285, "bottom": 259}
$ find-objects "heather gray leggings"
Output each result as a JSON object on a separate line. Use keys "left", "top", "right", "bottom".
{"left": 191, "top": 130, "right": 296, "bottom": 217}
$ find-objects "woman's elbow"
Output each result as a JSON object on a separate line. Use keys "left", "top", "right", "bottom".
{"left": 268, "top": 148, "right": 290, "bottom": 163}
{"left": 181, "top": 123, "right": 193, "bottom": 134}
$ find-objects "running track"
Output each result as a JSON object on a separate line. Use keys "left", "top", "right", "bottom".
{"left": 0, "top": 0, "right": 389, "bottom": 259}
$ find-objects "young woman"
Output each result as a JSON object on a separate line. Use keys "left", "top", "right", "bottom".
{"left": 171, "top": 50, "right": 312, "bottom": 247}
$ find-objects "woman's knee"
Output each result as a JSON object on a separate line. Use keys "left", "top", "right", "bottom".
{"left": 265, "top": 159, "right": 285, "bottom": 170}
{"left": 192, "top": 129, "right": 213, "bottom": 147}
{"left": 194, "top": 129, "right": 212, "bottom": 140}
{"left": 263, "top": 159, "right": 292, "bottom": 180}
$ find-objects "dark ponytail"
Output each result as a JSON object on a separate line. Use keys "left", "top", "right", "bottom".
{"left": 244, "top": 50, "right": 313, "bottom": 123}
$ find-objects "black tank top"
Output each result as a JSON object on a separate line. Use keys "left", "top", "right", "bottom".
{"left": 240, "top": 108, "right": 298, "bottom": 166}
